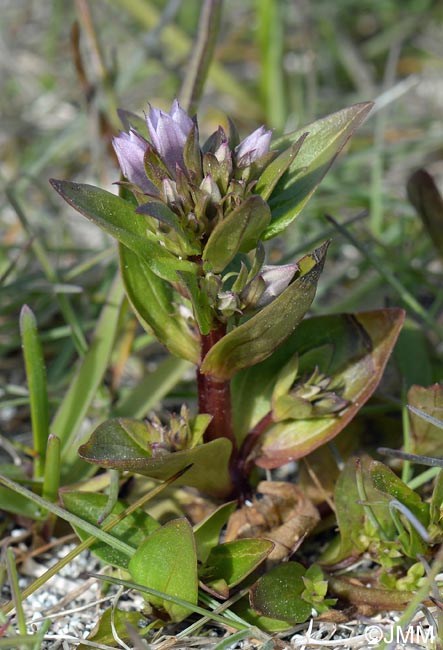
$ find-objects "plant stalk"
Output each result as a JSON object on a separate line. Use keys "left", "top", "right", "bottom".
{"left": 198, "top": 324, "right": 236, "bottom": 451}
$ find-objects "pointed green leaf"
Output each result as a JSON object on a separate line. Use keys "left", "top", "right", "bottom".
{"left": 249, "top": 562, "right": 312, "bottom": 624}
{"left": 178, "top": 271, "right": 214, "bottom": 335}
{"left": 128, "top": 518, "right": 198, "bottom": 622}
{"left": 194, "top": 501, "right": 237, "bottom": 563}
{"left": 137, "top": 200, "right": 199, "bottom": 255}
{"left": 255, "top": 134, "right": 308, "bottom": 201}
{"left": 203, "top": 196, "right": 271, "bottom": 272}
{"left": 19, "top": 305, "right": 49, "bottom": 479}
{"left": 61, "top": 491, "right": 160, "bottom": 569}
{"left": 50, "top": 180, "right": 197, "bottom": 283}
{"left": 201, "top": 242, "right": 329, "bottom": 380}
{"left": 201, "top": 539, "right": 274, "bottom": 592}
{"left": 120, "top": 243, "right": 200, "bottom": 362}
{"left": 264, "top": 102, "right": 373, "bottom": 239}
{"left": 78, "top": 418, "right": 233, "bottom": 498}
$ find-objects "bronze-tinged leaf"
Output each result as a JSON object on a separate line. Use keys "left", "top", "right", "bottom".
{"left": 254, "top": 309, "right": 405, "bottom": 468}
{"left": 408, "top": 383, "right": 443, "bottom": 457}
{"left": 224, "top": 481, "right": 319, "bottom": 563}
{"left": 407, "top": 169, "right": 443, "bottom": 259}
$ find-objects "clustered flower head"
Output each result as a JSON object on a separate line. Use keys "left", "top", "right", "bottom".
{"left": 113, "top": 100, "right": 299, "bottom": 322}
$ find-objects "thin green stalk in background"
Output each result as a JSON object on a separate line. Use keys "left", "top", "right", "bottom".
{"left": 19, "top": 306, "right": 50, "bottom": 480}
{"left": 257, "top": 0, "right": 286, "bottom": 130}
{"left": 179, "top": 0, "right": 223, "bottom": 114}
{"left": 6, "top": 549, "right": 27, "bottom": 637}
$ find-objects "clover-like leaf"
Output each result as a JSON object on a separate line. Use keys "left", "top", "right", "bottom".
{"left": 61, "top": 491, "right": 160, "bottom": 569}
{"left": 78, "top": 418, "right": 233, "bottom": 498}
{"left": 50, "top": 180, "right": 197, "bottom": 283}
{"left": 249, "top": 562, "right": 312, "bottom": 624}
{"left": 201, "top": 242, "right": 329, "bottom": 380}
{"left": 128, "top": 518, "right": 198, "bottom": 622}
{"left": 263, "top": 102, "right": 373, "bottom": 239}
{"left": 232, "top": 308, "right": 404, "bottom": 466}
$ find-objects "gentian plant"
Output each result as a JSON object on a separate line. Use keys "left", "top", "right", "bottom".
{"left": 47, "top": 99, "right": 406, "bottom": 627}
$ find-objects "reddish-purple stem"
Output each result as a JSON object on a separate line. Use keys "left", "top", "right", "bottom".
{"left": 198, "top": 324, "right": 237, "bottom": 452}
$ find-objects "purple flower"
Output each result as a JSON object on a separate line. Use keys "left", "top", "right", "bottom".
{"left": 240, "top": 262, "right": 299, "bottom": 310}
{"left": 146, "top": 99, "right": 194, "bottom": 176}
{"left": 112, "top": 129, "right": 157, "bottom": 195}
{"left": 255, "top": 263, "right": 299, "bottom": 307}
{"left": 235, "top": 125, "right": 272, "bottom": 165}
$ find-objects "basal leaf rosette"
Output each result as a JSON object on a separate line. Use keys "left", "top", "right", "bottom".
{"left": 232, "top": 309, "right": 405, "bottom": 469}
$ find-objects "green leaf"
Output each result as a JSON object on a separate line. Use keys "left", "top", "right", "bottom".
{"left": 0, "top": 465, "right": 43, "bottom": 520}
{"left": 232, "top": 596, "right": 292, "bottom": 633}
{"left": 320, "top": 458, "right": 366, "bottom": 566}
{"left": 194, "top": 501, "right": 237, "bottom": 563}
{"left": 178, "top": 271, "right": 214, "bottom": 335}
{"left": 408, "top": 384, "right": 443, "bottom": 457}
{"left": 201, "top": 539, "right": 274, "bottom": 593}
{"left": 430, "top": 469, "right": 443, "bottom": 526}
{"left": 202, "top": 196, "right": 271, "bottom": 272}
{"left": 77, "top": 607, "right": 147, "bottom": 650}
{"left": 201, "top": 242, "right": 329, "bottom": 380}
{"left": 232, "top": 308, "right": 404, "bottom": 466}
{"left": 50, "top": 180, "right": 197, "bottom": 283}
{"left": 137, "top": 200, "right": 199, "bottom": 255}
{"left": 264, "top": 102, "right": 373, "bottom": 239}
{"left": 61, "top": 491, "right": 160, "bottom": 569}
{"left": 19, "top": 305, "right": 49, "bottom": 479}
{"left": 255, "top": 134, "right": 308, "bottom": 201}
{"left": 78, "top": 418, "right": 233, "bottom": 498}
{"left": 120, "top": 244, "right": 200, "bottom": 362}
{"left": 249, "top": 562, "right": 312, "bottom": 624}
{"left": 370, "top": 461, "right": 429, "bottom": 527}
{"left": 128, "top": 518, "right": 198, "bottom": 622}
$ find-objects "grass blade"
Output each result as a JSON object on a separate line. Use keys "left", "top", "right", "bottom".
{"left": 51, "top": 272, "right": 125, "bottom": 470}
{"left": 19, "top": 306, "right": 49, "bottom": 479}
